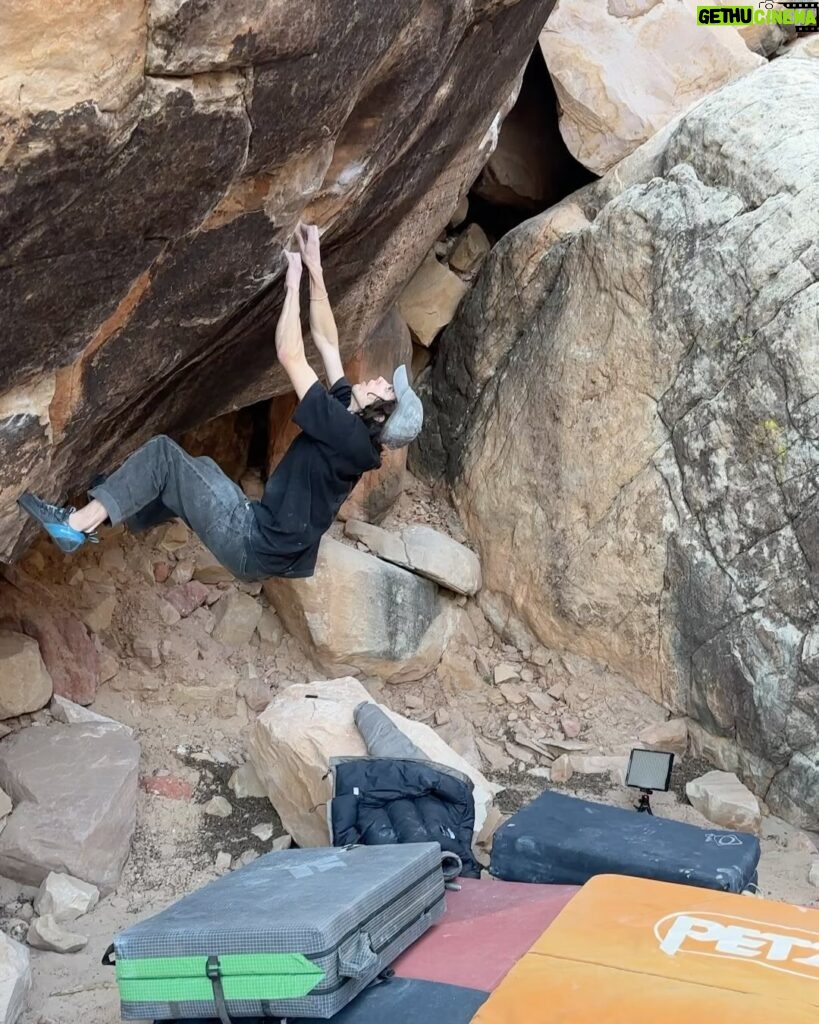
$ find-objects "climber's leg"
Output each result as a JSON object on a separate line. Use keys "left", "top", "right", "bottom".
{"left": 78, "top": 435, "right": 257, "bottom": 576}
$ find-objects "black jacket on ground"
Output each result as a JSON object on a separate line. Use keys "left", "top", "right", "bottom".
{"left": 330, "top": 757, "right": 481, "bottom": 878}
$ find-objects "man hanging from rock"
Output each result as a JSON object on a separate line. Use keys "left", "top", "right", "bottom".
{"left": 18, "top": 224, "right": 423, "bottom": 581}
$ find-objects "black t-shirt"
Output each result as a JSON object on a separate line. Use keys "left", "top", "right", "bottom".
{"left": 250, "top": 378, "right": 380, "bottom": 577}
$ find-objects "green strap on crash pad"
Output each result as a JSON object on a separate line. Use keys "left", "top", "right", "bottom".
{"left": 116, "top": 952, "right": 324, "bottom": 1003}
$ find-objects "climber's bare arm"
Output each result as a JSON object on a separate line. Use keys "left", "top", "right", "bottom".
{"left": 296, "top": 223, "right": 345, "bottom": 388}
{"left": 277, "top": 252, "right": 318, "bottom": 399}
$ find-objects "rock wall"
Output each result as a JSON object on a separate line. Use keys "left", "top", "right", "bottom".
{"left": 0, "top": 0, "right": 555, "bottom": 560}
{"left": 416, "top": 56, "right": 819, "bottom": 827}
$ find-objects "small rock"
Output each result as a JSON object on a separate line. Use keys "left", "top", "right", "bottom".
{"left": 550, "top": 754, "right": 574, "bottom": 784}
{"left": 212, "top": 592, "right": 263, "bottom": 647}
{"left": 193, "top": 551, "right": 234, "bottom": 584}
{"left": 531, "top": 646, "right": 550, "bottom": 667}
{"left": 504, "top": 740, "right": 534, "bottom": 764}
{"left": 98, "top": 653, "right": 119, "bottom": 683}
{"left": 133, "top": 637, "right": 161, "bottom": 669}
{"left": 809, "top": 861, "right": 819, "bottom": 888}
{"left": 494, "top": 664, "right": 520, "bottom": 686}
{"left": 527, "top": 767, "right": 551, "bottom": 779}
{"left": 560, "top": 715, "right": 582, "bottom": 739}
{"left": 639, "top": 718, "right": 688, "bottom": 758}
{"left": 27, "top": 915, "right": 87, "bottom": 954}
{"left": 498, "top": 682, "right": 526, "bottom": 705}
{"left": 237, "top": 677, "right": 272, "bottom": 714}
{"left": 51, "top": 695, "right": 123, "bottom": 730}
{"left": 164, "top": 582, "right": 210, "bottom": 618}
{"left": 203, "top": 796, "right": 232, "bottom": 818}
{"left": 171, "top": 560, "right": 195, "bottom": 585}
{"left": 251, "top": 823, "right": 274, "bottom": 842}
{"left": 569, "top": 755, "right": 629, "bottom": 783}
{"left": 686, "top": 771, "right": 762, "bottom": 833}
{"left": 159, "top": 521, "right": 189, "bottom": 552}
{"left": 34, "top": 872, "right": 100, "bottom": 924}
{"left": 449, "top": 223, "right": 491, "bottom": 275}
{"left": 0, "top": 631, "right": 53, "bottom": 719}
{"left": 237, "top": 849, "right": 259, "bottom": 867}
{"left": 153, "top": 561, "right": 171, "bottom": 583}
{"left": 78, "top": 590, "right": 116, "bottom": 634}
{"left": 475, "top": 651, "right": 492, "bottom": 680}
{"left": 475, "top": 737, "right": 513, "bottom": 772}
{"left": 272, "top": 835, "right": 292, "bottom": 852}
{"left": 519, "top": 668, "right": 534, "bottom": 684}
{"left": 405, "top": 694, "right": 425, "bottom": 711}
{"left": 215, "top": 852, "right": 232, "bottom": 874}
{"left": 158, "top": 600, "right": 182, "bottom": 626}
{"left": 140, "top": 775, "right": 193, "bottom": 801}
{"left": 528, "top": 692, "right": 555, "bottom": 714}
{"left": 99, "top": 546, "right": 125, "bottom": 572}
{"left": 67, "top": 569, "right": 84, "bottom": 587}
{"left": 256, "top": 607, "right": 284, "bottom": 647}
{"left": 228, "top": 763, "right": 267, "bottom": 800}
{"left": 16, "top": 904, "right": 33, "bottom": 924}
{"left": 435, "top": 708, "right": 450, "bottom": 726}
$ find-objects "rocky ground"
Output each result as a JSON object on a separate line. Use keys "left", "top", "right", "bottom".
{"left": 2, "top": 474, "right": 817, "bottom": 1024}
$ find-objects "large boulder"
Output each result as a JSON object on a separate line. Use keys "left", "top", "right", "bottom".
{"left": 248, "top": 678, "right": 497, "bottom": 848}
{"left": 263, "top": 538, "right": 458, "bottom": 681}
{"left": 0, "top": 572, "right": 100, "bottom": 705}
{"left": 416, "top": 59, "right": 819, "bottom": 828}
{"left": 539, "top": 0, "right": 763, "bottom": 174}
{"left": 0, "top": 933, "right": 30, "bottom": 1024}
{"left": 0, "top": 0, "right": 556, "bottom": 561}
{"left": 0, "top": 723, "right": 140, "bottom": 893}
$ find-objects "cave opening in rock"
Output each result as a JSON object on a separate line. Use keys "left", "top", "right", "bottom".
{"left": 465, "top": 45, "right": 596, "bottom": 244}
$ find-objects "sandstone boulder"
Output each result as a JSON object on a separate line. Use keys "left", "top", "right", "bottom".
{"left": 212, "top": 591, "right": 262, "bottom": 647}
{"left": 397, "top": 252, "right": 469, "bottom": 347}
{"left": 0, "top": 0, "right": 551, "bottom": 562}
{"left": 263, "top": 538, "right": 457, "bottom": 681}
{"left": 0, "top": 632, "right": 52, "bottom": 719}
{"left": 0, "top": 724, "right": 140, "bottom": 892}
{"left": 344, "top": 521, "right": 482, "bottom": 596}
{"left": 249, "top": 678, "right": 497, "bottom": 848}
{"left": 0, "top": 574, "right": 100, "bottom": 705}
{"left": 0, "top": 932, "right": 30, "bottom": 1024}
{"left": 415, "top": 58, "right": 819, "bottom": 829}
{"left": 686, "top": 771, "right": 762, "bottom": 833}
{"left": 539, "top": 0, "right": 763, "bottom": 173}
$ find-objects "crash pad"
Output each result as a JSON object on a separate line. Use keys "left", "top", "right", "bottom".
{"left": 473, "top": 873, "right": 819, "bottom": 1023}
{"left": 156, "top": 877, "right": 579, "bottom": 1024}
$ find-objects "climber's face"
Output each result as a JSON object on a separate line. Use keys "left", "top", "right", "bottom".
{"left": 352, "top": 377, "right": 395, "bottom": 410}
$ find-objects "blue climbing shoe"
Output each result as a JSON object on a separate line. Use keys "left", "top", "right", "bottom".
{"left": 17, "top": 491, "right": 99, "bottom": 554}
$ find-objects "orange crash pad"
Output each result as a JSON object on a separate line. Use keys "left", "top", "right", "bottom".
{"left": 473, "top": 873, "right": 819, "bottom": 1023}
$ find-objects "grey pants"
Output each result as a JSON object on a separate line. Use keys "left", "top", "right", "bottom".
{"left": 89, "top": 435, "right": 265, "bottom": 582}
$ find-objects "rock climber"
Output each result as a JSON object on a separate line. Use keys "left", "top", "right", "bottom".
{"left": 18, "top": 224, "right": 423, "bottom": 581}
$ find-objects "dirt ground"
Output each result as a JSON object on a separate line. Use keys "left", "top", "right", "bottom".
{"left": 4, "top": 474, "right": 818, "bottom": 1024}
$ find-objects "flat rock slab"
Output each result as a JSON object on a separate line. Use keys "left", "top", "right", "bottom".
{"left": 0, "top": 932, "right": 30, "bottom": 1024}
{"left": 344, "top": 520, "right": 482, "bottom": 596}
{"left": 0, "top": 724, "right": 140, "bottom": 893}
